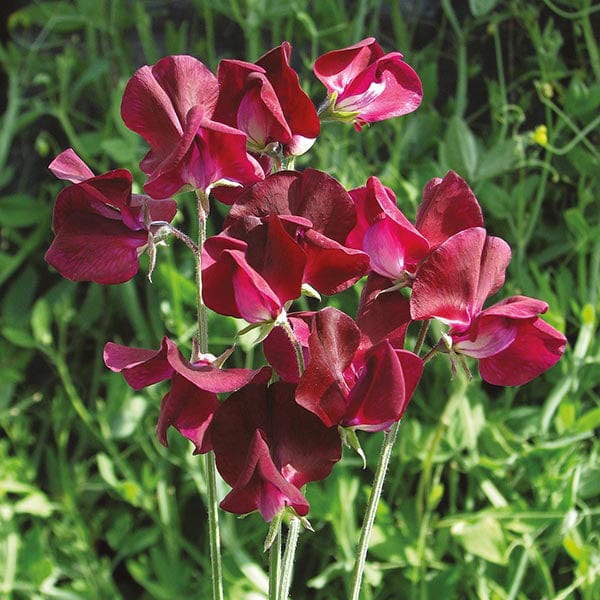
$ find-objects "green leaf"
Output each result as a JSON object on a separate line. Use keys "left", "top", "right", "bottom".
{"left": 451, "top": 516, "right": 508, "bottom": 564}
{"left": 441, "top": 116, "right": 479, "bottom": 180}
{"left": 13, "top": 491, "right": 54, "bottom": 517}
{"left": 469, "top": 0, "right": 500, "bottom": 17}
{"left": 0, "top": 194, "right": 45, "bottom": 228}
{"left": 31, "top": 298, "right": 53, "bottom": 346}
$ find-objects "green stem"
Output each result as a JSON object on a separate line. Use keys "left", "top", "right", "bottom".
{"left": 194, "top": 189, "right": 223, "bottom": 600}
{"left": 269, "top": 524, "right": 282, "bottom": 600}
{"left": 279, "top": 516, "right": 301, "bottom": 600}
{"left": 349, "top": 422, "right": 401, "bottom": 600}
{"left": 441, "top": 0, "right": 468, "bottom": 118}
{"left": 276, "top": 317, "right": 305, "bottom": 598}
{"left": 414, "top": 320, "right": 430, "bottom": 356}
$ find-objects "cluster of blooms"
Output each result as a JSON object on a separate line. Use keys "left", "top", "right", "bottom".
{"left": 46, "top": 38, "right": 566, "bottom": 523}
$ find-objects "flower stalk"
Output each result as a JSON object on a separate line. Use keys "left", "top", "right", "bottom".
{"left": 195, "top": 188, "right": 223, "bottom": 600}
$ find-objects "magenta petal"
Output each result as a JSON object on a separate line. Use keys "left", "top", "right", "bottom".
{"left": 342, "top": 342, "right": 422, "bottom": 431}
{"left": 103, "top": 339, "right": 173, "bottom": 389}
{"left": 411, "top": 228, "right": 511, "bottom": 330}
{"left": 45, "top": 212, "right": 146, "bottom": 285}
{"left": 479, "top": 318, "right": 566, "bottom": 386}
{"left": 478, "top": 295, "right": 549, "bottom": 319}
{"left": 255, "top": 42, "right": 320, "bottom": 144}
{"left": 49, "top": 148, "right": 94, "bottom": 183}
{"left": 314, "top": 38, "right": 384, "bottom": 95}
{"left": 356, "top": 273, "right": 411, "bottom": 351}
{"left": 263, "top": 316, "right": 311, "bottom": 383}
{"left": 228, "top": 250, "right": 286, "bottom": 323}
{"left": 156, "top": 373, "right": 218, "bottom": 454}
{"left": 452, "top": 315, "right": 518, "bottom": 359}
{"left": 337, "top": 52, "right": 422, "bottom": 123}
{"left": 363, "top": 217, "right": 427, "bottom": 278}
{"left": 416, "top": 171, "right": 484, "bottom": 248}
{"left": 473, "top": 235, "right": 512, "bottom": 315}
{"left": 219, "top": 430, "right": 309, "bottom": 521}
{"left": 296, "top": 308, "right": 361, "bottom": 427}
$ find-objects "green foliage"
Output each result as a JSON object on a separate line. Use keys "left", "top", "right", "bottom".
{"left": 1, "top": 0, "right": 599, "bottom": 598}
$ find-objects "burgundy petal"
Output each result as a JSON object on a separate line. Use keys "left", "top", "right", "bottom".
{"left": 296, "top": 308, "right": 361, "bottom": 427}
{"left": 45, "top": 211, "right": 146, "bottom": 285}
{"left": 103, "top": 338, "right": 173, "bottom": 389}
{"left": 219, "top": 430, "right": 310, "bottom": 521}
{"left": 263, "top": 316, "right": 311, "bottom": 383}
{"left": 356, "top": 273, "right": 411, "bottom": 351}
{"left": 478, "top": 318, "right": 566, "bottom": 386}
{"left": 157, "top": 373, "right": 218, "bottom": 454}
{"left": 342, "top": 342, "right": 422, "bottom": 431}
{"left": 411, "top": 228, "right": 510, "bottom": 331}
{"left": 416, "top": 171, "right": 484, "bottom": 249}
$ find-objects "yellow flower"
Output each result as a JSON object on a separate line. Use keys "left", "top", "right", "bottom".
{"left": 533, "top": 125, "right": 548, "bottom": 147}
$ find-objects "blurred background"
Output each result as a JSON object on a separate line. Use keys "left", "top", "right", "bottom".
{"left": 1, "top": 1, "right": 599, "bottom": 598}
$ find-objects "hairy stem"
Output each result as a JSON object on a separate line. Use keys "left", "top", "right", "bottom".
{"left": 195, "top": 189, "right": 223, "bottom": 600}
{"left": 349, "top": 422, "right": 401, "bottom": 600}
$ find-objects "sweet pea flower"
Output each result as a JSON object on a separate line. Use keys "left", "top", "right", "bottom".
{"left": 226, "top": 169, "right": 370, "bottom": 295}
{"left": 410, "top": 227, "right": 566, "bottom": 385}
{"left": 346, "top": 172, "right": 483, "bottom": 286}
{"left": 103, "top": 336, "right": 270, "bottom": 453}
{"left": 210, "top": 379, "right": 341, "bottom": 521}
{"left": 202, "top": 214, "right": 307, "bottom": 323}
{"left": 45, "top": 149, "right": 177, "bottom": 285}
{"left": 121, "top": 55, "right": 263, "bottom": 197}
{"left": 214, "top": 42, "right": 320, "bottom": 160}
{"left": 291, "top": 308, "right": 422, "bottom": 432}
{"left": 203, "top": 169, "right": 369, "bottom": 325}
{"left": 314, "top": 37, "right": 422, "bottom": 130}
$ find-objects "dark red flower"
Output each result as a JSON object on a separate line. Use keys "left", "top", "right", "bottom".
{"left": 294, "top": 308, "right": 422, "bottom": 431}
{"left": 410, "top": 228, "right": 566, "bottom": 385}
{"left": 226, "top": 169, "right": 370, "bottom": 295}
{"left": 214, "top": 42, "right": 320, "bottom": 159}
{"left": 121, "top": 55, "right": 262, "bottom": 196}
{"left": 45, "top": 149, "right": 176, "bottom": 285}
{"left": 346, "top": 172, "right": 483, "bottom": 285}
{"left": 314, "top": 37, "right": 422, "bottom": 130}
{"left": 103, "top": 337, "right": 269, "bottom": 453}
{"left": 210, "top": 380, "right": 341, "bottom": 521}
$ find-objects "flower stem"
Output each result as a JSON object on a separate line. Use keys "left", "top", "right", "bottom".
{"left": 269, "top": 524, "right": 282, "bottom": 600}
{"left": 276, "top": 317, "right": 305, "bottom": 598}
{"left": 195, "top": 189, "right": 223, "bottom": 600}
{"left": 279, "top": 516, "right": 301, "bottom": 600}
{"left": 349, "top": 421, "right": 401, "bottom": 600}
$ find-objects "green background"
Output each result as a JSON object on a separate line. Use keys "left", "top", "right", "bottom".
{"left": 1, "top": 1, "right": 599, "bottom": 598}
